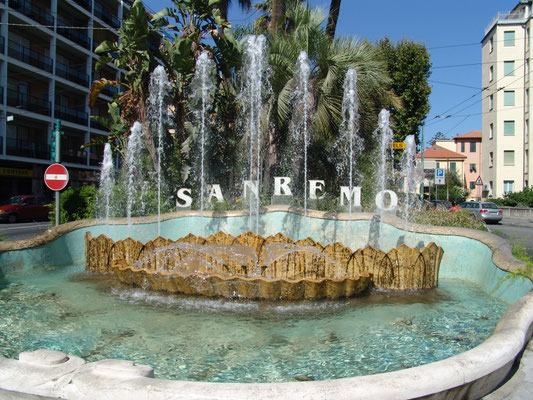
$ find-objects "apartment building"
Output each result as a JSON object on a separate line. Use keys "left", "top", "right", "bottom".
{"left": 482, "top": 0, "right": 533, "bottom": 198}
{"left": 0, "top": 0, "right": 137, "bottom": 200}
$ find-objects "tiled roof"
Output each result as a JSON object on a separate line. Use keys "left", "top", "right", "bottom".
{"left": 455, "top": 130, "right": 482, "bottom": 140}
{"left": 416, "top": 145, "right": 467, "bottom": 159}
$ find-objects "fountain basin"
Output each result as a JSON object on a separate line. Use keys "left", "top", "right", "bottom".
{"left": 1, "top": 207, "right": 532, "bottom": 399}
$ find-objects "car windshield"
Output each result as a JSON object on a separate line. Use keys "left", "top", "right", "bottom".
{"left": 5, "top": 196, "right": 24, "bottom": 205}
{"left": 482, "top": 202, "right": 499, "bottom": 209}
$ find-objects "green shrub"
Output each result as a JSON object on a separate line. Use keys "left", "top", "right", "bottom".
{"left": 409, "top": 208, "right": 488, "bottom": 231}
{"left": 49, "top": 186, "right": 96, "bottom": 224}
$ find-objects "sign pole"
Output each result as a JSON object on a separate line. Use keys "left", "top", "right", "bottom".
{"left": 54, "top": 120, "right": 61, "bottom": 227}
{"left": 420, "top": 125, "right": 425, "bottom": 204}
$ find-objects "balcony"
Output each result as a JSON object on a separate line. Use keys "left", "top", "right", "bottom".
{"left": 8, "top": 0, "right": 54, "bottom": 27}
{"left": 90, "top": 118, "right": 108, "bottom": 131}
{"left": 89, "top": 152, "right": 103, "bottom": 166}
{"left": 55, "top": 61, "right": 90, "bottom": 87}
{"left": 6, "top": 137, "right": 50, "bottom": 160}
{"left": 62, "top": 148, "right": 88, "bottom": 165}
{"left": 7, "top": 88, "right": 51, "bottom": 116}
{"left": 0, "top": 36, "right": 4, "bottom": 54}
{"left": 8, "top": 40, "right": 53, "bottom": 73}
{"left": 94, "top": 2, "right": 120, "bottom": 29}
{"left": 73, "top": 0, "right": 91, "bottom": 12}
{"left": 0, "top": 86, "right": 3, "bottom": 104}
{"left": 485, "top": 8, "right": 530, "bottom": 35}
{"left": 57, "top": 20, "right": 91, "bottom": 49}
{"left": 55, "top": 104, "right": 88, "bottom": 126}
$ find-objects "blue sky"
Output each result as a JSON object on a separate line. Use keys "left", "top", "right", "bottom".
{"left": 145, "top": 0, "right": 518, "bottom": 148}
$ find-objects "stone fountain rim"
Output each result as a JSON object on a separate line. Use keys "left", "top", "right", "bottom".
{"left": 0, "top": 206, "right": 532, "bottom": 398}
{"left": 0, "top": 205, "right": 524, "bottom": 274}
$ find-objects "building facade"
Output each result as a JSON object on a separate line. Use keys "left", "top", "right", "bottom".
{"left": 0, "top": 0, "right": 135, "bottom": 201}
{"left": 482, "top": 0, "right": 533, "bottom": 198}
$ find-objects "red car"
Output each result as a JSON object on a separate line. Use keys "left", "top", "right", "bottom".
{"left": 0, "top": 195, "right": 51, "bottom": 223}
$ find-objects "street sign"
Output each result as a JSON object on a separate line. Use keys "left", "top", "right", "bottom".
{"left": 475, "top": 176, "right": 483, "bottom": 186}
{"left": 435, "top": 168, "right": 445, "bottom": 185}
{"left": 44, "top": 164, "right": 69, "bottom": 191}
{"left": 392, "top": 142, "right": 406, "bottom": 150}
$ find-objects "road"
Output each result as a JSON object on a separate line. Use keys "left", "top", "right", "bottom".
{"left": 0, "top": 221, "right": 50, "bottom": 242}
{"left": 486, "top": 217, "right": 533, "bottom": 256}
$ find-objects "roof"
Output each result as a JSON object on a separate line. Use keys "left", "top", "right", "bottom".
{"left": 417, "top": 145, "right": 467, "bottom": 159}
{"left": 454, "top": 130, "right": 482, "bottom": 140}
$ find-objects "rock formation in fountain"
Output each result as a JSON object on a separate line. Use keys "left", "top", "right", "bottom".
{"left": 85, "top": 231, "right": 443, "bottom": 300}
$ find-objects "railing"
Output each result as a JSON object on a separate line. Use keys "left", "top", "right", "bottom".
{"left": 485, "top": 10, "right": 529, "bottom": 34}
{"left": 57, "top": 19, "right": 91, "bottom": 49}
{"left": 55, "top": 61, "right": 90, "bottom": 87}
{"left": 0, "top": 87, "right": 3, "bottom": 105}
{"left": 89, "top": 152, "right": 103, "bottom": 166}
{"left": 94, "top": 2, "right": 120, "bottom": 29}
{"left": 8, "top": 0, "right": 54, "bottom": 27}
{"left": 73, "top": 0, "right": 91, "bottom": 12}
{"left": 5, "top": 137, "right": 50, "bottom": 160}
{"left": 7, "top": 88, "right": 51, "bottom": 116}
{"left": 0, "top": 36, "right": 4, "bottom": 54}
{"left": 62, "top": 148, "right": 88, "bottom": 165}
{"left": 90, "top": 118, "right": 108, "bottom": 131}
{"left": 54, "top": 104, "right": 88, "bottom": 126}
{"left": 8, "top": 40, "right": 53, "bottom": 73}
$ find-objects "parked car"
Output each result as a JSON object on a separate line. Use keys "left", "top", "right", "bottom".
{"left": 0, "top": 195, "right": 51, "bottom": 223}
{"left": 429, "top": 200, "right": 452, "bottom": 210}
{"left": 458, "top": 201, "right": 503, "bottom": 224}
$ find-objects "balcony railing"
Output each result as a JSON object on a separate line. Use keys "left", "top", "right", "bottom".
{"left": 62, "top": 148, "right": 88, "bottom": 165}
{"left": 0, "top": 86, "right": 3, "bottom": 104}
{"left": 57, "top": 19, "right": 91, "bottom": 49}
{"left": 6, "top": 137, "right": 50, "bottom": 160}
{"left": 485, "top": 9, "right": 530, "bottom": 34}
{"left": 7, "top": 88, "right": 51, "bottom": 116}
{"left": 55, "top": 104, "right": 88, "bottom": 126}
{"left": 8, "top": 0, "right": 54, "bottom": 27}
{"left": 90, "top": 118, "right": 108, "bottom": 131}
{"left": 73, "top": 0, "right": 91, "bottom": 12}
{"left": 55, "top": 61, "right": 90, "bottom": 87}
{"left": 94, "top": 2, "right": 120, "bottom": 29}
{"left": 89, "top": 152, "right": 103, "bottom": 166}
{"left": 8, "top": 40, "right": 53, "bottom": 73}
{"left": 0, "top": 36, "right": 4, "bottom": 54}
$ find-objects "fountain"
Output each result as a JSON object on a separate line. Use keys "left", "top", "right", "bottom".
{"left": 125, "top": 122, "right": 144, "bottom": 229}
{"left": 1, "top": 36, "right": 533, "bottom": 400}
{"left": 239, "top": 35, "right": 270, "bottom": 232}
{"left": 97, "top": 143, "right": 114, "bottom": 226}
{"left": 336, "top": 68, "right": 362, "bottom": 216}
{"left": 400, "top": 134, "right": 418, "bottom": 232}
{"left": 190, "top": 52, "right": 215, "bottom": 215}
{"left": 148, "top": 65, "right": 172, "bottom": 236}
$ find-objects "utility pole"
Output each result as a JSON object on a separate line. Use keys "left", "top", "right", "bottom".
{"left": 420, "top": 125, "right": 425, "bottom": 204}
{"left": 52, "top": 120, "right": 63, "bottom": 226}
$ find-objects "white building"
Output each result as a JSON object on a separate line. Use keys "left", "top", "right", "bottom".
{"left": 482, "top": 0, "right": 533, "bottom": 198}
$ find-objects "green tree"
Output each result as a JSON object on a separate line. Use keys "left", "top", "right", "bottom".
{"left": 377, "top": 38, "right": 432, "bottom": 145}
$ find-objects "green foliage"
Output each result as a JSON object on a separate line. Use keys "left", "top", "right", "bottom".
{"left": 377, "top": 38, "right": 432, "bottom": 146}
{"left": 409, "top": 208, "right": 488, "bottom": 231}
{"left": 430, "top": 171, "right": 470, "bottom": 204}
{"left": 492, "top": 186, "right": 533, "bottom": 207}
{"left": 49, "top": 186, "right": 97, "bottom": 224}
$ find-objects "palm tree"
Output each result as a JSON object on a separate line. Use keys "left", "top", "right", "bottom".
{"left": 217, "top": 0, "right": 252, "bottom": 21}
{"left": 326, "top": 0, "right": 341, "bottom": 39}
{"left": 270, "top": 0, "right": 286, "bottom": 34}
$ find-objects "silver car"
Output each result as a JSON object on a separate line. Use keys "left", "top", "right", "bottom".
{"left": 459, "top": 201, "right": 503, "bottom": 224}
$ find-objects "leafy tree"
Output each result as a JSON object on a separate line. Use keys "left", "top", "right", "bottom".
{"left": 377, "top": 38, "right": 432, "bottom": 146}
{"left": 430, "top": 131, "right": 446, "bottom": 145}
{"left": 216, "top": 0, "right": 251, "bottom": 21}
{"left": 432, "top": 170, "right": 469, "bottom": 203}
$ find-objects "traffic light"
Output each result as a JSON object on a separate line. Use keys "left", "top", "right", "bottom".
{"left": 51, "top": 120, "right": 64, "bottom": 162}
{"left": 51, "top": 130, "right": 56, "bottom": 161}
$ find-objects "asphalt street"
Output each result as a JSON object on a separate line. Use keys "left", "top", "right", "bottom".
{"left": 486, "top": 217, "right": 533, "bottom": 256}
{"left": 0, "top": 221, "right": 50, "bottom": 242}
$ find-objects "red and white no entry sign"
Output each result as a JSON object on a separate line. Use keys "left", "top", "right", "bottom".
{"left": 44, "top": 164, "right": 69, "bottom": 191}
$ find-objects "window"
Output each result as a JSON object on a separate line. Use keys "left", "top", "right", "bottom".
{"left": 527, "top": 89, "right": 530, "bottom": 108}
{"left": 470, "top": 141, "right": 476, "bottom": 152}
{"left": 490, "top": 152, "right": 494, "bottom": 167}
{"left": 528, "top": 59, "right": 530, "bottom": 81}
{"left": 490, "top": 94, "right": 494, "bottom": 110}
{"left": 489, "top": 65, "right": 494, "bottom": 81}
{"left": 504, "top": 120, "right": 515, "bottom": 136}
{"left": 461, "top": 142, "right": 465, "bottom": 152}
{"left": 470, "top": 163, "right": 477, "bottom": 172}
{"left": 504, "top": 31, "right": 515, "bottom": 46}
{"left": 504, "top": 61, "right": 515, "bottom": 75}
{"left": 504, "top": 150, "right": 515, "bottom": 166}
{"left": 490, "top": 37, "right": 494, "bottom": 53}
{"left": 527, "top": 119, "right": 530, "bottom": 143}
{"left": 504, "top": 180, "right": 515, "bottom": 194}
{"left": 504, "top": 90, "right": 515, "bottom": 106}
{"left": 436, "top": 162, "right": 440, "bottom": 168}
{"left": 470, "top": 181, "right": 476, "bottom": 189}
{"left": 526, "top": 150, "right": 529, "bottom": 169}
{"left": 450, "top": 162, "right": 456, "bottom": 172}
{"left": 489, "top": 123, "right": 494, "bottom": 139}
